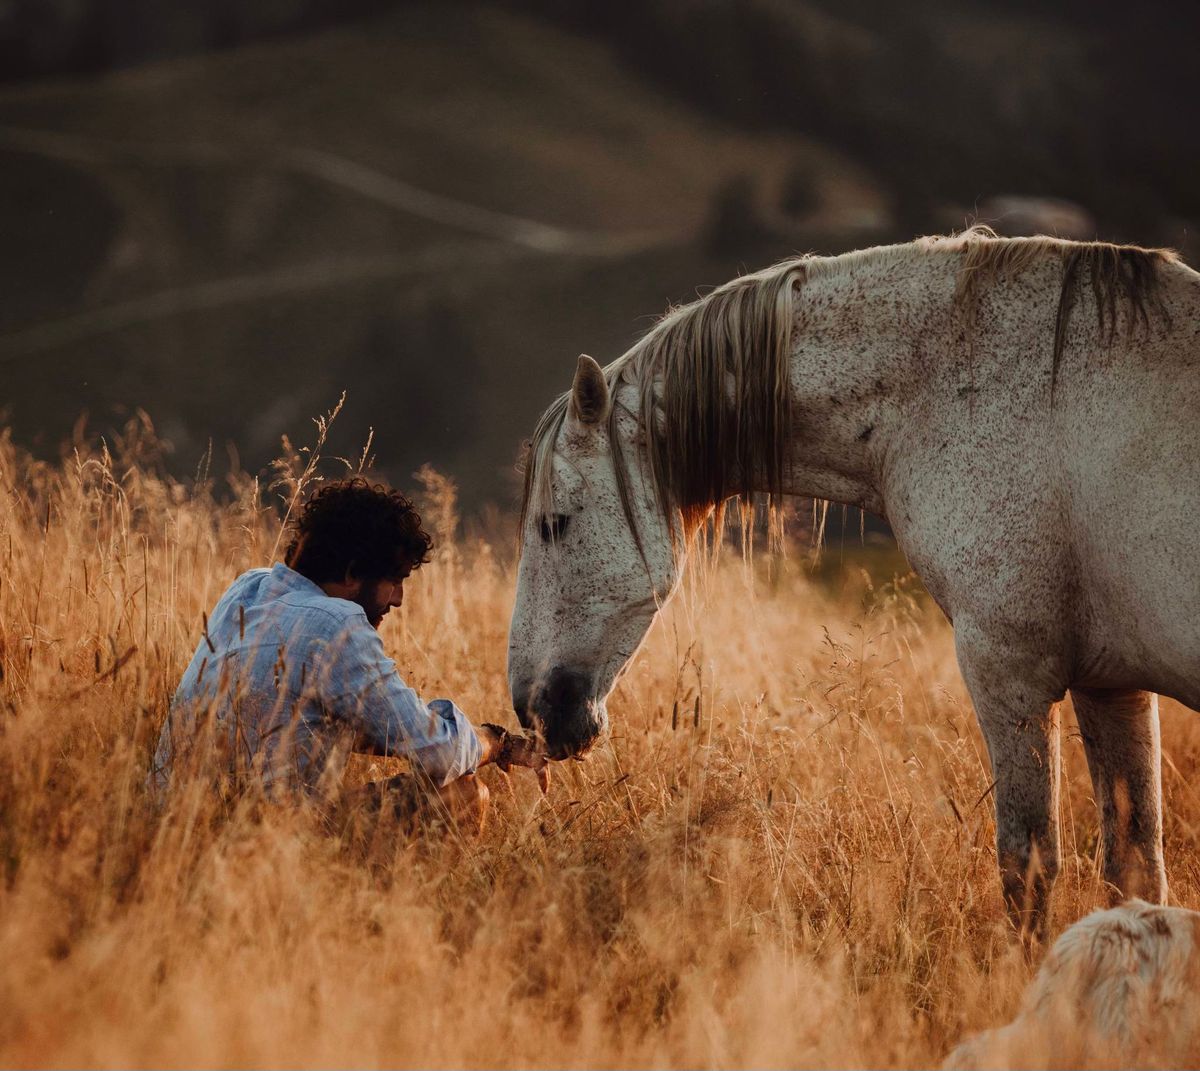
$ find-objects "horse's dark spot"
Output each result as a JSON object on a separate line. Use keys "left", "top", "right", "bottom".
{"left": 530, "top": 665, "right": 600, "bottom": 759}
{"left": 546, "top": 669, "right": 584, "bottom": 707}
{"left": 857, "top": 424, "right": 874, "bottom": 442}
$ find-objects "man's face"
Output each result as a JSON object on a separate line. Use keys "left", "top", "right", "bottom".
{"left": 357, "top": 574, "right": 408, "bottom": 629}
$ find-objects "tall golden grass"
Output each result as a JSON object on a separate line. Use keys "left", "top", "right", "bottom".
{"left": 1, "top": 414, "right": 1198, "bottom": 1068}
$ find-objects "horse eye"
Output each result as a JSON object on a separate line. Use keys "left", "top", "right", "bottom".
{"left": 539, "top": 513, "right": 570, "bottom": 543}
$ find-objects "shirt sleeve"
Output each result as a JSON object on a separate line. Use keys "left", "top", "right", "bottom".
{"left": 325, "top": 616, "right": 483, "bottom": 785}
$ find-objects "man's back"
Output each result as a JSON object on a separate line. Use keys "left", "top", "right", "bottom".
{"left": 154, "top": 562, "right": 480, "bottom": 795}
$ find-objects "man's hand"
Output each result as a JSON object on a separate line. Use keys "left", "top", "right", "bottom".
{"left": 476, "top": 723, "right": 551, "bottom": 794}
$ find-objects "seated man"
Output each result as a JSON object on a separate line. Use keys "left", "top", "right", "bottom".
{"left": 153, "top": 477, "right": 536, "bottom": 827}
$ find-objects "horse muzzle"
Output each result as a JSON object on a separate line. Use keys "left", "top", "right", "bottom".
{"left": 512, "top": 664, "right": 605, "bottom": 760}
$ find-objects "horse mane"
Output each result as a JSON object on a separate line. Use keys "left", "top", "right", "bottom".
{"left": 944, "top": 226, "right": 1178, "bottom": 400}
{"left": 521, "top": 228, "right": 1180, "bottom": 549}
{"left": 521, "top": 256, "right": 804, "bottom": 553}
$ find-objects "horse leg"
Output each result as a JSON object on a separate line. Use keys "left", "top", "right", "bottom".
{"left": 1071, "top": 687, "right": 1167, "bottom": 904}
{"left": 956, "top": 629, "right": 1064, "bottom": 941}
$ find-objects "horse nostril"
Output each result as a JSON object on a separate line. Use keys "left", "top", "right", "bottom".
{"left": 529, "top": 666, "right": 605, "bottom": 758}
{"left": 540, "top": 666, "right": 590, "bottom": 714}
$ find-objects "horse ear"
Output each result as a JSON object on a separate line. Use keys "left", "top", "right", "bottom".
{"left": 570, "top": 354, "right": 610, "bottom": 426}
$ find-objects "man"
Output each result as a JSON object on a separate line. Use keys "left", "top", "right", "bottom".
{"left": 153, "top": 477, "right": 539, "bottom": 828}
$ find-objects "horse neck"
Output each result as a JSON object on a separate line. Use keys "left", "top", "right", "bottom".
{"left": 614, "top": 247, "right": 965, "bottom": 525}
{"left": 779, "top": 250, "right": 961, "bottom": 516}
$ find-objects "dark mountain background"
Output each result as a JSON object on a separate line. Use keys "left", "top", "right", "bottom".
{"left": 1, "top": 0, "right": 1196, "bottom": 513}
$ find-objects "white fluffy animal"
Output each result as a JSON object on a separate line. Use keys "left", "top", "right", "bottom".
{"left": 944, "top": 900, "right": 1200, "bottom": 1069}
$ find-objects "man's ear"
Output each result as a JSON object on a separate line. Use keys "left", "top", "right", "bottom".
{"left": 569, "top": 354, "right": 610, "bottom": 426}
{"left": 341, "top": 565, "right": 364, "bottom": 596}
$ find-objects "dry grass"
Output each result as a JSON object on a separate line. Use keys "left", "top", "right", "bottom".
{"left": 1, "top": 416, "right": 1199, "bottom": 1069}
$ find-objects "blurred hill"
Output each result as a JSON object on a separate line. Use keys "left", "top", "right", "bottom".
{"left": 0, "top": 1, "right": 1195, "bottom": 513}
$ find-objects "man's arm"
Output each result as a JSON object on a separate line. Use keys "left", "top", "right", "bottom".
{"left": 327, "top": 617, "right": 483, "bottom": 786}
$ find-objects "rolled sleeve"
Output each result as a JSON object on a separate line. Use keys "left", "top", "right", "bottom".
{"left": 329, "top": 619, "right": 483, "bottom": 785}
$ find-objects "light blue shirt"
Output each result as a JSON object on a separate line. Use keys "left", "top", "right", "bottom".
{"left": 153, "top": 563, "right": 482, "bottom": 794}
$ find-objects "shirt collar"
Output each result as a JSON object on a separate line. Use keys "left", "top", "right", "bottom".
{"left": 269, "top": 561, "right": 329, "bottom": 599}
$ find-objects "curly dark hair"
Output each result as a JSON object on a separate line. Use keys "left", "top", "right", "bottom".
{"left": 283, "top": 477, "right": 433, "bottom": 585}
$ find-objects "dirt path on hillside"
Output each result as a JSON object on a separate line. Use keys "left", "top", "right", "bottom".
{"left": 0, "top": 125, "right": 676, "bottom": 358}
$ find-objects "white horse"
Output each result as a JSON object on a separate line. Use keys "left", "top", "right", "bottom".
{"left": 508, "top": 228, "right": 1200, "bottom": 936}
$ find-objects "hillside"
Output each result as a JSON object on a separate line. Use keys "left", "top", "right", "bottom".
{"left": 0, "top": 3, "right": 886, "bottom": 508}
{"left": 0, "top": 1, "right": 1194, "bottom": 511}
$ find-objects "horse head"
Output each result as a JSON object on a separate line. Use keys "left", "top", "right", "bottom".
{"left": 510, "top": 263, "right": 800, "bottom": 759}
{"left": 508, "top": 354, "right": 678, "bottom": 759}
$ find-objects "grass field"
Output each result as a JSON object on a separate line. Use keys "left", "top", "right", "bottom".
{"left": 2, "top": 416, "right": 1198, "bottom": 1068}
